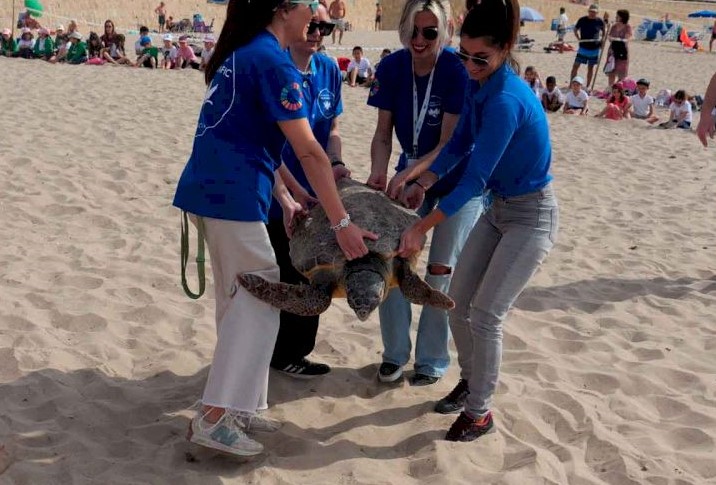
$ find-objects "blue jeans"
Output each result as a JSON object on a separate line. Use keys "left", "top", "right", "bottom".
{"left": 448, "top": 185, "right": 558, "bottom": 415}
{"left": 379, "top": 194, "right": 483, "bottom": 377}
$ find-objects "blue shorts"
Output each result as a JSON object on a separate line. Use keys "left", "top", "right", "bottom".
{"left": 575, "top": 49, "right": 599, "bottom": 66}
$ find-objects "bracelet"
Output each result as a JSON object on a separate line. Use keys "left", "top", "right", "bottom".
{"left": 414, "top": 180, "right": 428, "bottom": 191}
{"left": 331, "top": 160, "right": 345, "bottom": 167}
{"left": 331, "top": 213, "right": 351, "bottom": 232}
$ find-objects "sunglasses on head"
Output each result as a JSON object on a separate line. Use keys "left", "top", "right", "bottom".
{"left": 412, "top": 26, "right": 439, "bottom": 41}
{"left": 455, "top": 49, "right": 490, "bottom": 66}
{"left": 289, "top": 0, "right": 319, "bottom": 14}
{"left": 308, "top": 20, "right": 335, "bottom": 36}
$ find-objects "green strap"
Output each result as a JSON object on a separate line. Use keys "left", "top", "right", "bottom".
{"left": 180, "top": 211, "right": 206, "bottom": 299}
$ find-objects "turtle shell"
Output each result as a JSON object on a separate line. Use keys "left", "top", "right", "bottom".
{"left": 289, "top": 179, "right": 421, "bottom": 276}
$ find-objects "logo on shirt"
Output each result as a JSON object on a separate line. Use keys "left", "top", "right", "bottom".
{"left": 203, "top": 83, "right": 218, "bottom": 106}
{"left": 369, "top": 79, "right": 380, "bottom": 97}
{"left": 317, "top": 89, "right": 336, "bottom": 119}
{"left": 426, "top": 95, "right": 443, "bottom": 127}
{"left": 281, "top": 82, "right": 304, "bottom": 111}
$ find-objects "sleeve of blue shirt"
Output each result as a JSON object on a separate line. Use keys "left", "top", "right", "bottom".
{"left": 366, "top": 54, "right": 394, "bottom": 110}
{"left": 257, "top": 57, "right": 309, "bottom": 121}
{"left": 429, "top": 92, "right": 475, "bottom": 179}
{"left": 437, "top": 97, "right": 520, "bottom": 217}
{"left": 441, "top": 55, "right": 468, "bottom": 115}
{"left": 333, "top": 63, "right": 344, "bottom": 117}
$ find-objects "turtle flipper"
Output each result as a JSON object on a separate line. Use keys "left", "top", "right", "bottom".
{"left": 239, "top": 274, "right": 332, "bottom": 316}
{"left": 397, "top": 260, "right": 455, "bottom": 310}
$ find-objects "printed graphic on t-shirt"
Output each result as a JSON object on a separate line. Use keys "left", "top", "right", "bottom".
{"left": 426, "top": 95, "right": 443, "bottom": 127}
{"left": 281, "top": 82, "right": 304, "bottom": 111}
{"left": 369, "top": 79, "right": 380, "bottom": 97}
{"left": 196, "top": 56, "right": 235, "bottom": 137}
{"left": 317, "top": 88, "right": 337, "bottom": 119}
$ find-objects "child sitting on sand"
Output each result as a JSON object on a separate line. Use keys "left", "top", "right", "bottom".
{"left": 346, "top": 46, "right": 373, "bottom": 87}
{"left": 594, "top": 82, "right": 631, "bottom": 120}
{"left": 523, "top": 66, "right": 543, "bottom": 97}
{"left": 160, "top": 34, "right": 178, "bottom": 69}
{"left": 1, "top": 28, "right": 17, "bottom": 56}
{"left": 199, "top": 35, "right": 215, "bottom": 71}
{"left": 659, "top": 90, "right": 692, "bottom": 129}
{"left": 15, "top": 28, "right": 34, "bottom": 58}
{"left": 541, "top": 76, "right": 564, "bottom": 112}
{"left": 564, "top": 76, "right": 589, "bottom": 115}
{"left": 136, "top": 36, "right": 158, "bottom": 68}
{"left": 176, "top": 35, "right": 200, "bottom": 69}
{"left": 86, "top": 32, "right": 104, "bottom": 63}
{"left": 629, "top": 78, "right": 659, "bottom": 124}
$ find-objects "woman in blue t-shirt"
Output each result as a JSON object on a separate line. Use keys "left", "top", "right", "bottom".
{"left": 173, "top": 0, "right": 375, "bottom": 457}
{"left": 396, "top": 0, "right": 559, "bottom": 442}
{"left": 366, "top": 0, "right": 483, "bottom": 387}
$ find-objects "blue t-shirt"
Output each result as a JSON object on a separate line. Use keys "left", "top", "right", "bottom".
{"left": 268, "top": 52, "right": 343, "bottom": 221}
{"left": 431, "top": 63, "right": 553, "bottom": 217}
{"left": 367, "top": 48, "right": 469, "bottom": 197}
{"left": 575, "top": 16, "right": 605, "bottom": 51}
{"left": 173, "top": 31, "right": 308, "bottom": 222}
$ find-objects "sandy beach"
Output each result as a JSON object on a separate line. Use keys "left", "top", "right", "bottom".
{"left": 1, "top": 13, "right": 716, "bottom": 485}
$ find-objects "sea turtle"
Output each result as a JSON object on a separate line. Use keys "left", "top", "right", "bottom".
{"left": 239, "top": 179, "right": 454, "bottom": 321}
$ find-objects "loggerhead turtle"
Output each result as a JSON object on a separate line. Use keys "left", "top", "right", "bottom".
{"left": 239, "top": 179, "right": 454, "bottom": 321}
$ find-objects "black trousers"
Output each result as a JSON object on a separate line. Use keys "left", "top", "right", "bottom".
{"left": 267, "top": 218, "right": 320, "bottom": 367}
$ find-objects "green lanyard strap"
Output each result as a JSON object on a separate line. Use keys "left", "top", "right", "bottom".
{"left": 180, "top": 211, "right": 206, "bottom": 299}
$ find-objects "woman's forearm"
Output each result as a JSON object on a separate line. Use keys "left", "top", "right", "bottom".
{"left": 298, "top": 141, "right": 348, "bottom": 225}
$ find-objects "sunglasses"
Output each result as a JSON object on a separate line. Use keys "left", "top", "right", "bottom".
{"left": 412, "top": 26, "right": 439, "bottom": 41}
{"left": 289, "top": 0, "right": 319, "bottom": 14}
{"left": 455, "top": 49, "right": 490, "bottom": 66}
{"left": 308, "top": 20, "right": 335, "bottom": 36}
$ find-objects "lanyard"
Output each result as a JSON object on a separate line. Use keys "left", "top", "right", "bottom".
{"left": 412, "top": 61, "right": 436, "bottom": 159}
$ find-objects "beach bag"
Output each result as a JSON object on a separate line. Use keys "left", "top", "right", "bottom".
{"left": 603, "top": 54, "right": 615, "bottom": 74}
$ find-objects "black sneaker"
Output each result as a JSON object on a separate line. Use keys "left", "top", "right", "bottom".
{"left": 377, "top": 363, "right": 403, "bottom": 383}
{"left": 273, "top": 358, "right": 330, "bottom": 379}
{"left": 434, "top": 379, "right": 469, "bottom": 414}
{"left": 445, "top": 411, "right": 494, "bottom": 442}
{"left": 409, "top": 373, "right": 440, "bottom": 386}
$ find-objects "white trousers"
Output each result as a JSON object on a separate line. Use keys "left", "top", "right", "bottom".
{"left": 196, "top": 216, "right": 280, "bottom": 413}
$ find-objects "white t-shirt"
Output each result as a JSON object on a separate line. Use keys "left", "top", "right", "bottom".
{"left": 162, "top": 45, "right": 178, "bottom": 60}
{"left": 565, "top": 89, "right": 589, "bottom": 108}
{"left": 542, "top": 87, "right": 564, "bottom": 104}
{"left": 559, "top": 13, "right": 569, "bottom": 29}
{"left": 201, "top": 47, "right": 214, "bottom": 63}
{"left": 347, "top": 57, "right": 372, "bottom": 77}
{"left": 630, "top": 93, "right": 654, "bottom": 117}
{"left": 669, "top": 101, "right": 692, "bottom": 123}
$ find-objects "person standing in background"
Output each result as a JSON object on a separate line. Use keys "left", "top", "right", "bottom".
{"left": 570, "top": 4, "right": 605, "bottom": 91}
{"left": 155, "top": 2, "right": 168, "bottom": 33}
{"left": 696, "top": 72, "right": 716, "bottom": 146}
{"left": 375, "top": 3, "right": 383, "bottom": 31}
{"left": 329, "top": 0, "right": 346, "bottom": 45}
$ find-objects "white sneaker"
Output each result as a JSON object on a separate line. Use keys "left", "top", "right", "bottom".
{"left": 236, "top": 413, "right": 282, "bottom": 433}
{"left": 189, "top": 411, "right": 264, "bottom": 456}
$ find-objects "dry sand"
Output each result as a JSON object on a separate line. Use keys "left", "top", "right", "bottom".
{"left": 1, "top": 26, "right": 716, "bottom": 485}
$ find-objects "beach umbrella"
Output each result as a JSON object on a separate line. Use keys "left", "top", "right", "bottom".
{"left": 688, "top": 10, "right": 716, "bottom": 18}
{"left": 520, "top": 6, "right": 544, "bottom": 22}
{"left": 24, "top": 0, "right": 44, "bottom": 17}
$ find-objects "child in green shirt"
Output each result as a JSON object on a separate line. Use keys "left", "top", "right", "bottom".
{"left": 1, "top": 28, "right": 17, "bottom": 56}
{"left": 33, "top": 28, "right": 55, "bottom": 60}
{"left": 66, "top": 31, "right": 88, "bottom": 64}
{"left": 136, "top": 36, "right": 158, "bottom": 68}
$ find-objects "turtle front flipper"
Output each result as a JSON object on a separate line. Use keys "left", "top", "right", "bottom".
{"left": 397, "top": 259, "right": 455, "bottom": 310}
{"left": 239, "top": 274, "right": 332, "bottom": 316}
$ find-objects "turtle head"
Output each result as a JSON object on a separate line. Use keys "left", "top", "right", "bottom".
{"left": 343, "top": 254, "right": 390, "bottom": 321}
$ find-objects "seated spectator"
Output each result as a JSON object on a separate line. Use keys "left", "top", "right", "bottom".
{"left": 86, "top": 31, "right": 104, "bottom": 62}
{"left": 595, "top": 82, "right": 631, "bottom": 120}
{"left": 541, "top": 76, "right": 564, "bottom": 112}
{"left": 166, "top": 16, "right": 175, "bottom": 32}
{"left": 101, "top": 21, "right": 132, "bottom": 65}
{"left": 66, "top": 31, "right": 88, "bottom": 64}
{"left": 161, "top": 33, "right": 178, "bottom": 69}
{"left": 1, "top": 28, "right": 17, "bottom": 56}
{"left": 199, "top": 35, "right": 215, "bottom": 71}
{"left": 564, "top": 75, "right": 589, "bottom": 115}
{"left": 629, "top": 78, "right": 659, "bottom": 124}
{"left": 523, "top": 65, "right": 543, "bottom": 97}
{"left": 176, "top": 35, "right": 200, "bottom": 69}
{"left": 54, "top": 25, "right": 68, "bottom": 55}
{"left": 33, "top": 27, "right": 54, "bottom": 60}
{"left": 659, "top": 89, "right": 692, "bottom": 129}
{"left": 374, "top": 47, "right": 391, "bottom": 69}
{"left": 15, "top": 28, "right": 35, "bottom": 58}
{"left": 346, "top": 45, "right": 372, "bottom": 87}
{"left": 136, "top": 36, "right": 158, "bottom": 68}
{"left": 134, "top": 26, "right": 150, "bottom": 56}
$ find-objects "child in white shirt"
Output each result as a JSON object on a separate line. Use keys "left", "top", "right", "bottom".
{"left": 564, "top": 76, "right": 589, "bottom": 115}
{"left": 160, "top": 34, "right": 177, "bottom": 69}
{"left": 523, "top": 66, "right": 543, "bottom": 98}
{"left": 660, "top": 90, "right": 692, "bottom": 129}
{"left": 347, "top": 46, "right": 373, "bottom": 87}
{"left": 629, "top": 78, "right": 659, "bottom": 124}
{"left": 541, "top": 76, "right": 564, "bottom": 112}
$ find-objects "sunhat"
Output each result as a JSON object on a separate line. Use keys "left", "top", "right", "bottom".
{"left": 38, "top": 27, "right": 49, "bottom": 35}
{"left": 178, "top": 35, "right": 189, "bottom": 42}
{"left": 21, "top": 27, "right": 32, "bottom": 36}
{"left": 588, "top": 4, "right": 599, "bottom": 12}
{"left": 163, "top": 33, "right": 173, "bottom": 41}
{"left": 69, "top": 31, "right": 82, "bottom": 40}
{"left": 140, "top": 35, "right": 152, "bottom": 45}
{"left": 1, "top": 28, "right": 10, "bottom": 36}
{"left": 571, "top": 75, "right": 585, "bottom": 85}
{"left": 56, "top": 24, "right": 64, "bottom": 31}
{"left": 203, "top": 34, "right": 216, "bottom": 43}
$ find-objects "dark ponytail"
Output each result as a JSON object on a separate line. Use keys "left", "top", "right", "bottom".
{"left": 461, "top": 0, "right": 521, "bottom": 74}
{"left": 205, "top": 0, "right": 286, "bottom": 85}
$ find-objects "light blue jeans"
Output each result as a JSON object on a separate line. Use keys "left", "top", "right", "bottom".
{"left": 448, "top": 185, "right": 558, "bottom": 415}
{"left": 379, "top": 194, "right": 484, "bottom": 377}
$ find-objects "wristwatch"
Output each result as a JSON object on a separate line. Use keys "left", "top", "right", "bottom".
{"left": 331, "top": 214, "right": 351, "bottom": 232}
{"left": 331, "top": 160, "right": 345, "bottom": 167}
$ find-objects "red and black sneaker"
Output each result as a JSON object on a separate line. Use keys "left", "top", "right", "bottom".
{"left": 445, "top": 410, "right": 494, "bottom": 442}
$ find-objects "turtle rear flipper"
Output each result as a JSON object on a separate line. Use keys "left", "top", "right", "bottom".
{"left": 239, "top": 274, "right": 332, "bottom": 316}
{"left": 397, "top": 260, "right": 455, "bottom": 310}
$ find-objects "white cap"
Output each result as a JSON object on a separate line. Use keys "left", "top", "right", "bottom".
{"left": 163, "top": 33, "right": 173, "bottom": 41}
{"left": 57, "top": 24, "right": 64, "bottom": 31}
{"left": 571, "top": 75, "right": 585, "bottom": 85}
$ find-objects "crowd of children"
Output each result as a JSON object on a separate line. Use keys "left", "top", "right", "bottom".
{"left": 522, "top": 65, "right": 698, "bottom": 129}
{"left": 0, "top": 22, "right": 214, "bottom": 70}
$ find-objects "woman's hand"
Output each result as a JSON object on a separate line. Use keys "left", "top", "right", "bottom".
{"left": 697, "top": 110, "right": 715, "bottom": 147}
{"left": 398, "top": 224, "right": 427, "bottom": 258}
{"left": 400, "top": 183, "right": 426, "bottom": 210}
{"left": 386, "top": 169, "right": 411, "bottom": 200}
{"left": 282, "top": 199, "right": 307, "bottom": 238}
{"left": 332, "top": 164, "right": 351, "bottom": 181}
{"left": 292, "top": 187, "right": 318, "bottom": 212}
{"left": 366, "top": 171, "right": 387, "bottom": 191}
{"left": 335, "top": 224, "right": 379, "bottom": 260}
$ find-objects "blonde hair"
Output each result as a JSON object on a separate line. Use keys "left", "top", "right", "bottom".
{"left": 398, "top": 0, "right": 452, "bottom": 52}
